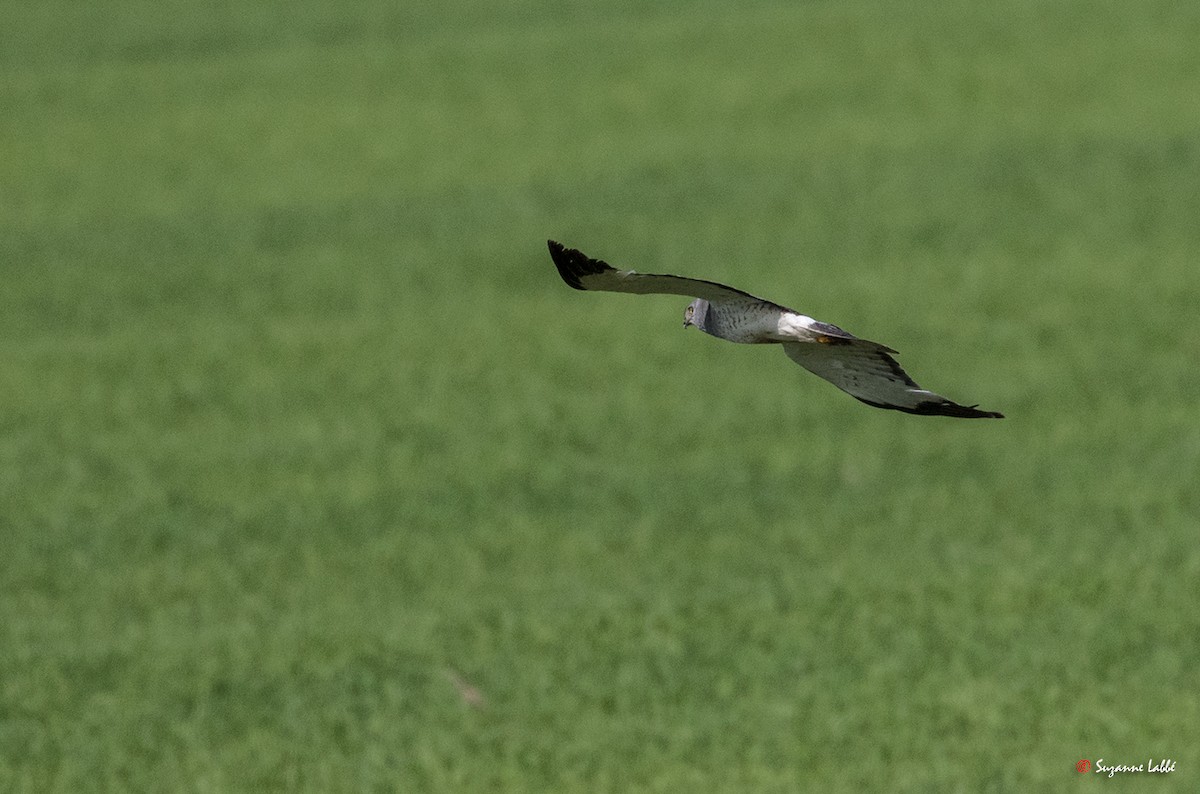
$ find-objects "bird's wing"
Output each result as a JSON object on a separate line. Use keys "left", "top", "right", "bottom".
{"left": 548, "top": 240, "right": 792, "bottom": 312}
{"left": 782, "top": 341, "right": 1004, "bottom": 418}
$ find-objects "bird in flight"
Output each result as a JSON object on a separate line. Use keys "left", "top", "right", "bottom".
{"left": 548, "top": 240, "right": 1003, "bottom": 418}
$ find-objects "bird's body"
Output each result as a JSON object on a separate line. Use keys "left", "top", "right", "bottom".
{"left": 696, "top": 302, "right": 856, "bottom": 346}
{"left": 548, "top": 240, "right": 1003, "bottom": 419}
{"left": 692, "top": 298, "right": 789, "bottom": 344}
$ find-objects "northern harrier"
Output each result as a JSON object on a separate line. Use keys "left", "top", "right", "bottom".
{"left": 548, "top": 240, "right": 1002, "bottom": 418}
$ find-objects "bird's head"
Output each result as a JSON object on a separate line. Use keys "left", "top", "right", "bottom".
{"left": 683, "top": 299, "right": 709, "bottom": 330}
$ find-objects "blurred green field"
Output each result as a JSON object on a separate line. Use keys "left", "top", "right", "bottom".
{"left": 3, "top": 0, "right": 1199, "bottom": 790}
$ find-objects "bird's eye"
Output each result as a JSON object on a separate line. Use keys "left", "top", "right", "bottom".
{"left": 685, "top": 307, "right": 693, "bottom": 318}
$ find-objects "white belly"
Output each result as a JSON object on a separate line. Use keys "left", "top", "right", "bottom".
{"left": 776, "top": 312, "right": 821, "bottom": 340}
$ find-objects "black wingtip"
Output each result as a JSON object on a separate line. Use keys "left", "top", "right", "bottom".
{"left": 855, "top": 397, "right": 1005, "bottom": 419}
{"left": 547, "top": 239, "right": 613, "bottom": 291}
{"left": 922, "top": 403, "right": 1005, "bottom": 419}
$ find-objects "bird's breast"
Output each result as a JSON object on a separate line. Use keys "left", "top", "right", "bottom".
{"left": 704, "top": 303, "right": 786, "bottom": 343}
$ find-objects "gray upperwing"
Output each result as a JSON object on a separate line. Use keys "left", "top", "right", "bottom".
{"left": 548, "top": 240, "right": 793, "bottom": 312}
{"left": 782, "top": 341, "right": 1004, "bottom": 419}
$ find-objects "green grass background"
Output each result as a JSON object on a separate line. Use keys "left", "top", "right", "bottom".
{"left": 3, "top": 0, "right": 1199, "bottom": 790}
